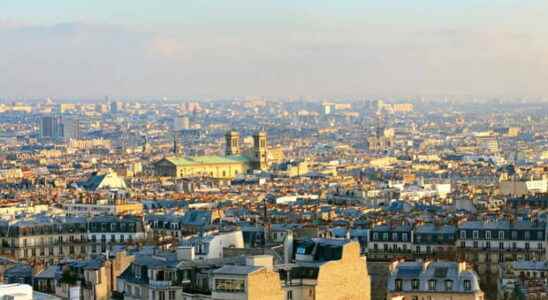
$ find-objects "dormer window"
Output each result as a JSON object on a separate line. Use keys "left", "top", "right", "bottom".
{"left": 428, "top": 279, "right": 436, "bottom": 290}
{"left": 395, "top": 279, "right": 403, "bottom": 291}
{"left": 444, "top": 280, "right": 453, "bottom": 291}
{"left": 464, "top": 280, "right": 471, "bottom": 291}
{"left": 411, "top": 279, "right": 420, "bottom": 290}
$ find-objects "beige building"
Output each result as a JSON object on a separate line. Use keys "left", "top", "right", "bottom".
{"left": 281, "top": 239, "right": 371, "bottom": 300}
{"left": 212, "top": 256, "right": 283, "bottom": 300}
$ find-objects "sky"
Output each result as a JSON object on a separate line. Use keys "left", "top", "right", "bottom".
{"left": 1, "top": 0, "right": 548, "bottom": 100}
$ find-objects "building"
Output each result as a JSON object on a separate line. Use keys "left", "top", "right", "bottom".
{"left": 280, "top": 238, "right": 371, "bottom": 300}
{"left": 368, "top": 224, "right": 413, "bottom": 260}
{"left": 60, "top": 116, "right": 80, "bottom": 140}
{"left": 154, "top": 130, "right": 268, "bottom": 179}
{"left": 34, "top": 251, "right": 135, "bottom": 300}
{"left": 212, "top": 256, "right": 283, "bottom": 300}
{"left": 0, "top": 215, "right": 146, "bottom": 266}
{"left": 456, "top": 220, "right": 546, "bottom": 276}
{"left": 175, "top": 115, "right": 191, "bottom": 131}
{"left": 40, "top": 115, "right": 62, "bottom": 139}
{"left": 387, "top": 260, "right": 484, "bottom": 300}
{"left": 252, "top": 131, "right": 268, "bottom": 171}
{"left": 498, "top": 261, "right": 548, "bottom": 300}
{"left": 225, "top": 130, "right": 241, "bottom": 155}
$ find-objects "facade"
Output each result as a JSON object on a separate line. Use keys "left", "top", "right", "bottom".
{"left": 281, "top": 239, "right": 371, "bottom": 300}
{"left": 212, "top": 258, "right": 283, "bottom": 300}
{"left": 252, "top": 131, "right": 268, "bottom": 171}
{"left": 387, "top": 260, "right": 484, "bottom": 300}
{"left": 368, "top": 224, "right": 413, "bottom": 260}
{"left": 40, "top": 115, "right": 62, "bottom": 139}
{"left": 0, "top": 215, "right": 146, "bottom": 266}
{"left": 225, "top": 130, "right": 241, "bottom": 155}
{"left": 456, "top": 221, "right": 546, "bottom": 275}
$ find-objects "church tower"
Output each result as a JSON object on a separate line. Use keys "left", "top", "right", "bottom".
{"left": 225, "top": 130, "right": 240, "bottom": 156}
{"left": 253, "top": 131, "right": 268, "bottom": 170}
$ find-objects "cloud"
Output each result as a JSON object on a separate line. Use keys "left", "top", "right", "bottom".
{"left": 0, "top": 21, "right": 547, "bottom": 99}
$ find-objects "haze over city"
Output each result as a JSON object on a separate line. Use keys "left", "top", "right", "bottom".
{"left": 2, "top": 0, "right": 548, "bottom": 99}
{"left": 0, "top": 2, "right": 548, "bottom": 300}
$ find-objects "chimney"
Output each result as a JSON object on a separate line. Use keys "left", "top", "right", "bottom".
{"left": 458, "top": 261, "right": 467, "bottom": 273}
{"left": 176, "top": 246, "right": 195, "bottom": 261}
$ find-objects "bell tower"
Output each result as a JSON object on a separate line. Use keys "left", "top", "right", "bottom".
{"left": 253, "top": 131, "right": 268, "bottom": 170}
{"left": 225, "top": 130, "right": 240, "bottom": 155}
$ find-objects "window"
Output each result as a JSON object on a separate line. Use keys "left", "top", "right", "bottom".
{"left": 472, "top": 231, "right": 479, "bottom": 240}
{"left": 525, "top": 243, "right": 530, "bottom": 250}
{"left": 395, "top": 279, "right": 403, "bottom": 291}
{"left": 537, "top": 231, "right": 543, "bottom": 240}
{"left": 168, "top": 290, "right": 175, "bottom": 300}
{"left": 511, "top": 231, "right": 517, "bottom": 240}
{"left": 416, "top": 246, "right": 420, "bottom": 254}
{"left": 372, "top": 233, "right": 378, "bottom": 240}
{"left": 215, "top": 279, "right": 245, "bottom": 293}
{"left": 460, "top": 230, "right": 466, "bottom": 240}
{"left": 486, "top": 241, "right": 491, "bottom": 249}
{"left": 287, "top": 291, "right": 293, "bottom": 300}
{"left": 428, "top": 279, "right": 436, "bottom": 290}
{"left": 464, "top": 280, "right": 471, "bottom": 291}
{"left": 498, "top": 231, "right": 505, "bottom": 240}
{"left": 158, "top": 291, "right": 165, "bottom": 300}
{"left": 411, "top": 279, "right": 420, "bottom": 290}
{"left": 485, "top": 231, "right": 491, "bottom": 240}
{"left": 445, "top": 280, "right": 453, "bottom": 291}
{"left": 499, "top": 242, "right": 504, "bottom": 250}
{"left": 525, "top": 231, "right": 531, "bottom": 240}
{"left": 392, "top": 233, "right": 398, "bottom": 241}
{"left": 383, "top": 233, "right": 388, "bottom": 241}
{"left": 402, "top": 233, "right": 408, "bottom": 242}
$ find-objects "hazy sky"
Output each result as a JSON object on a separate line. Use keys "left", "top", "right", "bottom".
{"left": 2, "top": 0, "right": 548, "bottom": 99}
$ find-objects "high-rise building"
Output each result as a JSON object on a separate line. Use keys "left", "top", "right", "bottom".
{"left": 40, "top": 115, "right": 62, "bottom": 139}
{"left": 110, "top": 101, "right": 121, "bottom": 114}
{"left": 225, "top": 130, "right": 240, "bottom": 155}
{"left": 61, "top": 117, "right": 80, "bottom": 141}
{"left": 253, "top": 131, "right": 268, "bottom": 170}
{"left": 174, "top": 115, "right": 190, "bottom": 131}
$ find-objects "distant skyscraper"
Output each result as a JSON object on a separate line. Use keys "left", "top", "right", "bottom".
{"left": 61, "top": 117, "right": 80, "bottom": 141}
{"left": 110, "top": 101, "right": 120, "bottom": 114}
{"left": 40, "top": 115, "right": 62, "bottom": 139}
{"left": 174, "top": 115, "right": 190, "bottom": 131}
